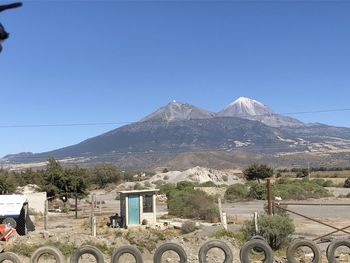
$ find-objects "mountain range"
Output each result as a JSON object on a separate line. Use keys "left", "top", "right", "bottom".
{"left": 2, "top": 97, "right": 350, "bottom": 169}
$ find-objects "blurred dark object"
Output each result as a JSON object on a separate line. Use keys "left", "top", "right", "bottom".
{"left": 0, "top": 2, "right": 23, "bottom": 13}
{"left": 108, "top": 213, "right": 123, "bottom": 228}
{"left": 0, "top": 2, "right": 22, "bottom": 53}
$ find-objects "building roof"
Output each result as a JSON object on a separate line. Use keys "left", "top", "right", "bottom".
{"left": 118, "top": 189, "right": 159, "bottom": 194}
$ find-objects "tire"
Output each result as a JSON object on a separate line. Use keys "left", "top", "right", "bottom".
{"left": 326, "top": 238, "right": 350, "bottom": 263}
{"left": 3, "top": 217, "right": 17, "bottom": 228}
{"left": 153, "top": 243, "right": 187, "bottom": 263}
{"left": 0, "top": 252, "right": 21, "bottom": 263}
{"left": 111, "top": 245, "right": 143, "bottom": 263}
{"left": 240, "top": 239, "right": 274, "bottom": 263}
{"left": 286, "top": 239, "right": 321, "bottom": 263}
{"left": 31, "top": 246, "right": 65, "bottom": 263}
{"left": 70, "top": 245, "right": 104, "bottom": 263}
{"left": 249, "top": 235, "right": 267, "bottom": 255}
{"left": 198, "top": 239, "right": 233, "bottom": 263}
{"left": 250, "top": 235, "right": 267, "bottom": 243}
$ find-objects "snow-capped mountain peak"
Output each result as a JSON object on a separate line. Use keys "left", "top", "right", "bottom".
{"left": 218, "top": 97, "right": 303, "bottom": 127}
{"left": 220, "top": 97, "right": 272, "bottom": 117}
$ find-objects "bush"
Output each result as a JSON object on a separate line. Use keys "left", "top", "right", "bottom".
{"left": 211, "top": 229, "right": 245, "bottom": 244}
{"left": 199, "top": 181, "right": 216, "bottom": 187}
{"left": 344, "top": 177, "right": 350, "bottom": 188}
{"left": 225, "top": 184, "right": 249, "bottom": 201}
{"left": 323, "top": 180, "right": 334, "bottom": 187}
{"left": 181, "top": 221, "right": 197, "bottom": 234}
{"left": 9, "top": 241, "right": 76, "bottom": 258}
{"left": 248, "top": 179, "right": 331, "bottom": 200}
{"left": 311, "top": 178, "right": 325, "bottom": 186}
{"left": 243, "top": 214, "right": 295, "bottom": 250}
{"left": 311, "top": 178, "right": 333, "bottom": 187}
{"left": 168, "top": 188, "right": 219, "bottom": 221}
{"left": 176, "top": 181, "right": 198, "bottom": 190}
{"left": 248, "top": 182, "right": 267, "bottom": 200}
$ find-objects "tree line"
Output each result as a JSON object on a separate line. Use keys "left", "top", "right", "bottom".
{"left": 0, "top": 157, "right": 139, "bottom": 200}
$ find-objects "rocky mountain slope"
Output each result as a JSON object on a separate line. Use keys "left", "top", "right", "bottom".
{"left": 2, "top": 97, "right": 350, "bottom": 169}
{"left": 141, "top": 101, "right": 215, "bottom": 122}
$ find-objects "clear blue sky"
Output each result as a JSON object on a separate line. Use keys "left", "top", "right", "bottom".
{"left": 0, "top": 0, "right": 350, "bottom": 157}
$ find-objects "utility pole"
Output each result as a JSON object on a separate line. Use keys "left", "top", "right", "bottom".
{"left": 91, "top": 194, "right": 96, "bottom": 237}
{"left": 267, "top": 179, "right": 273, "bottom": 215}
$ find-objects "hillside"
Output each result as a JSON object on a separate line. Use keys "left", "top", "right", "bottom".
{"left": 2, "top": 97, "right": 350, "bottom": 169}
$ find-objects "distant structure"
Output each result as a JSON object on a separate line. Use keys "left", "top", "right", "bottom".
{"left": 118, "top": 189, "right": 159, "bottom": 227}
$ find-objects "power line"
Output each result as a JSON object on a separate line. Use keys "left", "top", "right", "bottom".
{"left": 0, "top": 107, "right": 349, "bottom": 128}
{"left": 0, "top": 121, "right": 133, "bottom": 128}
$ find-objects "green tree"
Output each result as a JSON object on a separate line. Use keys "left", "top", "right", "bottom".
{"left": 0, "top": 171, "right": 16, "bottom": 194}
{"left": 88, "top": 163, "right": 122, "bottom": 188}
{"left": 243, "top": 164, "right": 273, "bottom": 183}
{"left": 62, "top": 166, "right": 89, "bottom": 199}
{"left": 41, "top": 157, "right": 65, "bottom": 198}
{"left": 40, "top": 158, "right": 89, "bottom": 201}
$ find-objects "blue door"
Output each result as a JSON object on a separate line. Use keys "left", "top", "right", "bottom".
{"left": 128, "top": 195, "right": 140, "bottom": 225}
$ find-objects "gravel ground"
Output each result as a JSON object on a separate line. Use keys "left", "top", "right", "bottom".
{"left": 4, "top": 189, "right": 350, "bottom": 262}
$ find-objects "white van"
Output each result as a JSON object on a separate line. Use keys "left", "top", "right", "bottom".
{"left": 0, "top": 195, "right": 29, "bottom": 235}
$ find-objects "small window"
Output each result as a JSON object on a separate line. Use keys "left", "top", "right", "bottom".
{"left": 143, "top": 194, "right": 153, "bottom": 213}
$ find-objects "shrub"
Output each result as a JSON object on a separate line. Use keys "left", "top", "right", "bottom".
{"left": 243, "top": 214, "right": 295, "bottom": 250}
{"left": 211, "top": 229, "right": 245, "bottom": 244}
{"left": 60, "top": 203, "right": 70, "bottom": 213}
{"left": 9, "top": 241, "right": 76, "bottom": 258}
{"left": 248, "top": 182, "right": 267, "bottom": 200}
{"left": 176, "top": 181, "right": 198, "bottom": 190}
{"left": 323, "top": 180, "right": 334, "bottom": 187}
{"left": 9, "top": 243, "right": 40, "bottom": 257}
{"left": 311, "top": 178, "right": 325, "bottom": 186}
{"left": 311, "top": 178, "right": 333, "bottom": 187}
{"left": 181, "top": 221, "right": 197, "bottom": 234}
{"left": 168, "top": 188, "right": 219, "bottom": 221}
{"left": 225, "top": 184, "right": 249, "bottom": 201}
{"left": 200, "top": 181, "right": 216, "bottom": 187}
{"left": 344, "top": 177, "right": 350, "bottom": 188}
{"left": 248, "top": 179, "right": 331, "bottom": 200}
